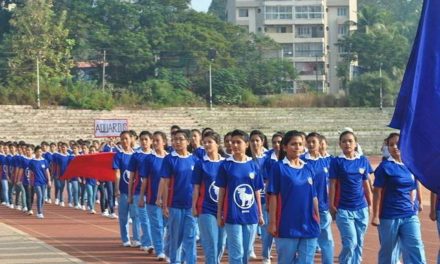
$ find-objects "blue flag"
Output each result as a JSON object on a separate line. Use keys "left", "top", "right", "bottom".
{"left": 390, "top": 0, "right": 440, "bottom": 193}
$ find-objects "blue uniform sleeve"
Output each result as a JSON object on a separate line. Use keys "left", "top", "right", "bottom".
{"left": 373, "top": 162, "right": 386, "bottom": 188}
{"left": 253, "top": 162, "right": 264, "bottom": 191}
{"left": 309, "top": 165, "right": 318, "bottom": 198}
{"left": 215, "top": 162, "right": 227, "bottom": 188}
{"left": 139, "top": 155, "right": 150, "bottom": 178}
{"left": 112, "top": 153, "right": 120, "bottom": 170}
{"left": 267, "top": 162, "right": 280, "bottom": 195}
{"left": 191, "top": 160, "right": 203, "bottom": 185}
{"left": 362, "top": 157, "right": 371, "bottom": 180}
{"left": 161, "top": 155, "right": 172, "bottom": 179}
{"left": 328, "top": 157, "right": 338, "bottom": 179}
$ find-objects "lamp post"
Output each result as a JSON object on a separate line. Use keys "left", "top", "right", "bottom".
{"left": 379, "top": 62, "right": 383, "bottom": 110}
{"left": 208, "top": 48, "right": 216, "bottom": 110}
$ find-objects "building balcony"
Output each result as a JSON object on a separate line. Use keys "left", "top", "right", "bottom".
{"left": 293, "top": 37, "right": 325, "bottom": 43}
{"left": 265, "top": 33, "right": 294, "bottom": 43}
{"left": 298, "top": 74, "right": 326, "bottom": 81}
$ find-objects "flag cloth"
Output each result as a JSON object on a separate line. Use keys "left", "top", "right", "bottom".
{"left": 60, "top": 152, "right": 116, "bottom": 182}
{"left": 389, "top": 0, "right": 440, "bottom": 193}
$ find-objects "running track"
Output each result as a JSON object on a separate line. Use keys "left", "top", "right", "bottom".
{"left": 0, "top": 157, "right": 438, "bottom": 263}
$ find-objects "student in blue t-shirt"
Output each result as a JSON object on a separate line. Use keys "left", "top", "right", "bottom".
{"left": 429, "top": 191, "right": 440, "bottom": 264}
{"left": 161, "top": 129, "right": 199, "bottom": 264}
{"left": 216, "top": 129, "right": 264, "bottom": 264}
{"left": 329, "top": 130, "right": 373, "bottom": 264}
{"left": 0, "top": 144, "right": 9, "bottom": 206}
{"left": 372, "top": 133, "right": 426, "bottom": 264}
{"left": 128, "top": 131, "right": 153, "bottom": 251}
{"left": 113, "top": 130, "right": 139, "bottom": 246}
{"left": 69, "top": 144, "right": 81, "bottom": 209}
{"left": 53, "top": 142, "right": 71, "bottom": 207}
{"left": 29, "top": 146, "right": 51, "bottom": 219}
{"left": 190, "top": 129, "right": 205, "bottom": 160}
{"left": 303, "top": 132, "right": 334, "bottom": 264}
{"left": 41, "top": 142, "right": 53, "bottom": 204}
{"left": 139, "top": 131, "right": 168, "bottom": 261}
{"left": 247, "top": 129, "right": 269, "bottom": 261}
{"left": 19, "top": 145, "right": 34, "bottom": 215}
{"left": 192, "top": 131, "right": 226, "bottom": 264}
{"left": 268, "top": 130, "right": 320, "bottom": 264}
{"left": 85, "top": 145, "right": 98, "bottom": 214}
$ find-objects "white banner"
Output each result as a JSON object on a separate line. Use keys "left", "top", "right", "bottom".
{"left": 94, "top": 119, "right": 128, "bottom": 138}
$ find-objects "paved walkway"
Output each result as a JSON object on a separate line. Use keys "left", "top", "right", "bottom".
{"left": 0, "top": 222, "right": 83, "bottom": 264}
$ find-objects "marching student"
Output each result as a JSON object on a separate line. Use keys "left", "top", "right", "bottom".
{"left": 192, "top": 131, "right": 226, "bottom": 264}
{"left": 372, "top": 133, "right": 426, "bottom": 264}
{"left": 102, "top": 138, "right": 118, "bottom": 218}
{"left": 69, "top": 144, "right": 81, "bottom": 209}
{"left": 191, "top": 129, "right": 205, "bottom": 160}
{"left": 5, "top": 143, "right": 15, "bottom": 208}
{"left": 52, "top": 142, "right": 71, "bottom": 207}
{"left": 429, "top": 191, "right": 439, "bottom": 263}
{"left": 223, "top": 132, "right": 233, "bottom": 157}
{"left": 113, "top": 130, "right": 139, "bottom": 246}
{"left": 29, "top": 146, "right": 51, "bottom": 219}
{"left": 268, "top": 130, "right": 320, "bottom": 264}
{"left": 128, "top": 131, "right": 153, "bottom": 251}
{"left": 161, "top": 129, "right": 198, "bottom": 264}
{"left": 216, "top": 129, "right": 264, "bottom": 264}
{"left": 18, "top": 145, "right": 34, "bottom": 215}
{"left": 41, "top": 142, "right": 53, "bottom": 204}
{"left": 0, "top": 143, "right": 9, "bottom": 206}
{"left": 247, "top": 130, "right": 268, "bottom": 260}
{"left": 303, "top": 132, "right": 334, "bottom": 264}
{"left": 85, "top": 145, "right": 98, "bottom": 214}
{"left": 329, "top": 130, "right": 373, "bottom": 264}
{"left": 11, "top": 143, "right": 26, "bottom": 210}
{"left": 139, "top": 131, "right": 168, "bottom": 261}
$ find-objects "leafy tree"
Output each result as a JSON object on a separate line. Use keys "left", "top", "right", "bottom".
{"left": 348, "top": 72, "right": 394, "bottom": 107}
{"left": 1, "top": 0, "right": 74, "bottom": 87}
{"left": 208, "top": 0, "right": 227, "bottom": 21}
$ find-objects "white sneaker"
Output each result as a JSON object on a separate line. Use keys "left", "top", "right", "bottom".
{"left": 115, "top": 200, "right": 118, "bottom": 208}
{"left": 90, "top": 210, "right": 96, "bottom": 214}
{"left": 96, "top": 200, "right": 100, "bottom": 204}
{"left": 131, "top": 241, "right": 141, "bottom": 248}
{"left": 8, "top": 204, "right": 14, "bottom": 209}
{"left": 109, "top": 213, "right": 118, "bottom": 219}
{"left": 249, "top": 252, "right": 257, "bottom": 260}
{"left": 128, "top": 218, "right": 133, "bottom": 224}
{"left": 16, "top": 205, "right": 22, "bottom": 211}
{"left": 82, "top": 205, "right": 86, "bottom": 211}
{"left": 1, "top": 202, "right": 6, "bottom": 206}
{"left": 27, "top": 210, "right": 34, "bottom": 215}
{"left": 60, "top": 202, "right": 65, "bottom": 207}
{"left": 122, "top": 241, "right": 131, "bottom": 247}
{"left": 47, "top": 199, "right": 52, "bottom": 204}
{"left": 146, "top": 246, "right": 154, "bottom": 254}
{"left": 36, "top": 214, "right": 44, "bottom": 219}
{"left": 55, "top": 199, "right": 59, "bottom": 205}
{"left": 68, "top": 203, "right": 73, "bottom": 208}
{"left": 263, "top": 258, "right": 271, "bottom": 264}
{"left": 22, "top": 207, "right": 28, "bottom": 212}
{"left": 75, "top": 205, "right": 81, "bottom": 210}
{"left": 157, "top": 253, "right": 166, "bottom": 261}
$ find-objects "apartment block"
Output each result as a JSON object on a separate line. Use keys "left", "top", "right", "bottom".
{"left": 226, "top": 0, "right": 357, "bottom": 94}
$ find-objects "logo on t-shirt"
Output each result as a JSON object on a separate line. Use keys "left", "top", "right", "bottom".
{"left": 249, "top": 172, "right": 255, "bottom": 179}
{"left": 122, "top": 170, "right": 130, "bottom": 184}
{"left": 323, "top": 167, "right": 328, "bottom": 173}
{"left": 209, "top": 181, "right": 219, "bottom": 203}
{"left": 359, "top": 168, "right": 366, "bottom": 175}
{"left": 41, "top": 164, "right": 46, "bottom": 169}
{"left": 307, "top": 177, "right": 313, "bottom": 185}
{"left": 233, "top": 184, "right": 255, "bottom": 210}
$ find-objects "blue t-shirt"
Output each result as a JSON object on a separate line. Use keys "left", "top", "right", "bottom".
{"left": 192, "top": 155, "right": 224, "bottom": 216}
{"left": 139, "top": 152, "right": 166, "bottom": 205}
{"left": 253, "top": 153, "right": 268, "bottom": 205}
{"left": 193, "top": 147, "right": 206, "bottom": 160}
{"left": 128, "top": 150, "right": 151, "bottom": 195}
{"left": 161, "top": 151, "right": 198, "bottom": 209}
{"left": 20, "top": 156, "right": 32, "bottom": 186}
{"left": 102, "top": 144, "right": 120, "bottom": 153}
{"left": 329, "top": 154, "right": 372, "bottom": 210}
{"left": 29, "top": 158, "right": 49, "bottom": 186}
{"left": 112, "top": 151, "right": 134, "bottom": 195}
{"left": 215, "top": 156, "right": 264, "bottom": 225}
{"left": 43, "top": 152, "right": 53, "bottom": 165}
{"left": 302, "top": 153, "right": 330, "bottom": 212}
{"left": 268, "top": 158, "right": 320, "bottom": 238}
{"left": 52, "top": 153, "right": 71, "bottom": 178}
{"left": 374, "top": 158, "right": 418, "bottom": 219}
{"left": 5, "top": 154, "right": 13, "bottom": 179}
{"left": 0, "top": 154, "right": 6, "bottom": 180}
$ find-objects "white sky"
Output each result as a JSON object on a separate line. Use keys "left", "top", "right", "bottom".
{"left": 191, "top": 0, "right": 212, "bottom": 12}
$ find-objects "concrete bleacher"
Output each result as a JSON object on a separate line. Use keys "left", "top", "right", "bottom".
{"left": 0, "top": 105, "right": 396, "bottom": 155}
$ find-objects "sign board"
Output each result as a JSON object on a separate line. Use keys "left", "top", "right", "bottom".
{"left": 94, "top": 119, "right": 128, "bottom": 138}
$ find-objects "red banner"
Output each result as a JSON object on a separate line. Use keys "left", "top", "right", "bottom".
{"left": 61, "top": 153, "right": 116, "bottom": 182}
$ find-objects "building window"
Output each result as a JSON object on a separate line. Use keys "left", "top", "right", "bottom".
{"left": 295, "top": 43, "right": 323, "bottom": 57}
{"left": 265, "top": 6, "right": 293, "bottom": 20}
{"left": 338, "top": 25, "right": 348, "bottom": 36}
{"left": 295, "top": 6, "right": 323, "bottom": 19}
{"left": 238, "top": 8, "right": 249, "bottom": 17}
{"left": 337, "top": 7, "right": 348, "bottom": 17}
{"left": 295, "top": 62, "right": 324, "bottom": 75}
{"left": 282, "top": 44, "right": 294, "bottom": 57}
{"left": 296, "top": 25, "right": 324, "bottom": 38}
{"left": 277, "top": 26, "right": 288, "bottom": 33}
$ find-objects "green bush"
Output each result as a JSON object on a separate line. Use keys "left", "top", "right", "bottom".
{"left": 63, "top": 81, "right": 114, "bottom": 110}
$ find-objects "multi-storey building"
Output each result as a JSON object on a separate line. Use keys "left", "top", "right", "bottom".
{"left": 226, "top": 0, "right": 357, "bottom": 94}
